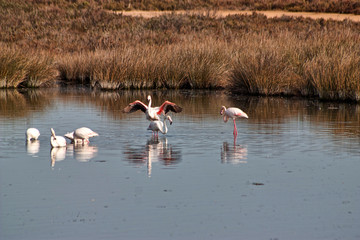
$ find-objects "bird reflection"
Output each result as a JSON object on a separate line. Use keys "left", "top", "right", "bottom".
{"left": 123, "top": 136, "right": 181, "bottom": 177}
{"left": 66, "top": 144, "right": 98, "bottom": 162}
{"left": 26, "top": 140, "right": 40, "bottom": 156}
{"left": 50, "top": 147, "right": 66, "bottom": 167}
{"left": 221, "top": 142, "right": 248, "bottom": 164}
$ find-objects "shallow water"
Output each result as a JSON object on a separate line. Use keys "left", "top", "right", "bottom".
{"left": 0, "top": 88, "right": 359, "bottom": 240}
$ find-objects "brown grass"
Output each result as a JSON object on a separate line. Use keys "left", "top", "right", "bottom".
{"left": 57, "top": 41, "right": 229, "bottom": 89}
{"left": 0, "top": 45, "right": 56, "bottom": 88}
{"left": 0, "top": 1, "right": 360, "bottom": 101}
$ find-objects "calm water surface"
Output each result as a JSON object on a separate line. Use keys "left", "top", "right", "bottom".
{"left": 0, "top": 88, "right": 359, "bottom": 240}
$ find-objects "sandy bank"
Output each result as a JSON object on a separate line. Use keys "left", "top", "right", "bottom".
{"left": 118, "top": 10, "right": 360, "bottom": 22}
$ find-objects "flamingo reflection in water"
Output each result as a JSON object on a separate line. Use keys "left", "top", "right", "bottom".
{"left": 221, "top": 142, "right": 248, "bottom": 164}
{"left": 50, "top": 147, "right": 66, "bottom": 168}
{"left": 26, "top": 140, "right": 40, "bottom": 156}
{"left": 123, "top": 136, "right": 181, "bottom": 177}
{"left": 66, "top": 144, "right": 98, "bottom": 162}
{"left": 50, "top": 139, "right": 98, "bottom": 167}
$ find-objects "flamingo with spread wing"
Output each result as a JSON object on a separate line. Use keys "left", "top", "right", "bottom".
{"left": 122, "top": 95, "right": 182, "bottom": 121}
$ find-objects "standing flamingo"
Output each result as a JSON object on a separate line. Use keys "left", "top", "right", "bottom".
{"left": 147, "top": 115, "right": 173, "bottom": 137}
{"left": 26, "top": 128, "right": 40, "bottom": 141}
{"left": 64, "top": 131, "right": 83, "bottom": 144}
{"left": 50, "top": 128, "right": 67, "bottom": 148}
{"left": 220, "top": 106, "right": 248, "bottom": 137}
{"left": 73, "top": 127, "right": 99, "bottom": 145}
{"left": 122, "top": 95, "right": 182, "bottom": 121}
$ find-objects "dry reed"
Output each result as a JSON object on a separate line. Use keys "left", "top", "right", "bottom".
{"left": 0, "top": 46, "right": 57, "bottom": 88}
{"left": 57, "top": 41, "right": 230, "bottom": 90}
{"left": 1, "top": 1, "right": 360, "bottom": 101}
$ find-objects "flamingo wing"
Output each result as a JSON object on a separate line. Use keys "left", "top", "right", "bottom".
{"left": 122, "top": 100, "right": 148, "bottom": 113}
{"left": 227, "top": 107, "right": 248, "bottom": 119}
{"left": 157, "top": 101, "right": 183, "bottom": 115}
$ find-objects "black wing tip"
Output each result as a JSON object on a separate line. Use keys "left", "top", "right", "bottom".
{"left": 173, "top": 105, "right": 182, "bottom": 113}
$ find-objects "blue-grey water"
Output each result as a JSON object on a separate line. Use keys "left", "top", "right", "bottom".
{"left": 0, "top": 88, "right": 359, "bottom": 240}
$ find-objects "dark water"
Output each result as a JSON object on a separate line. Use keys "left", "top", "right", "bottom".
{"left": 0, "top": 88, "right": 359, "bottom": 240}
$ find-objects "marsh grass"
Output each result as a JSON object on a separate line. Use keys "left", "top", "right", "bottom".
{"left": 58, "top": 41, "right": 229, "bottom": 90}
{"left": 0, "top": 46, "right": 56, "bottom": 88}
{"left": 230, "top": 34, "right": 303, "bottom": 96}
{"left": 229, "top": 30, "right": 360, "bottom": 101}
{"left": 304, "top": 47, "right": 360, "bottom": 101}
{"left": 1, "top": 1, "right": 360, "bottom": 101}
{"left": 0, "top": 47, "right": 27, "bottom": 88}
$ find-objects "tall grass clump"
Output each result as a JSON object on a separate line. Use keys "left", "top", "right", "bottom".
{"left": 229, "top": 30, "right": 360, "bottom": 101}
{"left": 24, "top": 53, "right": 57, "bottom": 87}
{"left": 0, "top": 47, "right": 27, "bottom": 88}
{"left": 304, "top": 48, "right": 360, "bottom": 101}
{"left": 57, "top": 40, "right": 230, "bottom": 90}
{"left": 0, "top": 45, "right": 56, "bottom": 88}
{"left": 230, "top": 32, "right": 305, "bottom": 96}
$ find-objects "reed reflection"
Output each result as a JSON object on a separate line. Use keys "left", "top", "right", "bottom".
{"left": 123, "top": 136, "right": 181, "bottom": 177}
{"left": 1, "top": 88, "right": 359, "bottom": 140}
{"left": 221, "top": 142, "right": 248, "bottom": 164}
{"left": 26, "top": 140, "right": 40, "bottom": 156}
{"left": 0, "top": 89, "right": 52, "bottom": 118}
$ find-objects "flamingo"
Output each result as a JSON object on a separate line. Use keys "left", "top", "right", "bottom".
{"left": 50, "top": 128, "right": 67, "bottom": 148}
{"left": 64, "top": 131, "right": 84, "bottom": 144}
{"left": 147, "top": 115, "right": 173, "bottom": 137}
{"left": 73, "top": 127, "right": 99, "bottom": 145}
{"left": 26, "top": 128, "right": 40, "bottom": 141}
{"left": 122, "top": 95, "right": 182, "bottom": 121}
{"left": 220, "top": 106, "right": 248, "bottom": 137}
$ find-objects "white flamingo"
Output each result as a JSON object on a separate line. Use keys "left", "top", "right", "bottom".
{"left": 50, "top": 128, "right": 67, "bottom": 148}
{"left": 26, "top": 128, "right": 40, "bottom": 141}
{"left": 147, "top": 115, "right": 173, "bottom": 137}
{"left": 220, "top": 106, "right": 248, "bottom": 137}
{"left": 123, "top": 95, "right": 182, "bottom": 121}
{"left": 64, "top": 131, "right": 83, "bottom": 144}
{"left": 73, "top": 127, "right": 99, "bottom": 145}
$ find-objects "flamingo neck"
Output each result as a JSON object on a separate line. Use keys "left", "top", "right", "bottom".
{"left": 51, "top": 129, "right": 56, "bottom": 139}
{"left": 148, "top": 96, "right": 152, "bottom": 108}
{"left": 162, "top": 117, "right": 168, "bottom": 134}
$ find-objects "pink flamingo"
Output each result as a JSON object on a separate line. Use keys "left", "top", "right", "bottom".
{"left": 26, "top": 128, "right": 40, "bottom": 141}
{"left": 147, "top": 115, "right": 173, "bottom": 137}
{"left": 73, "top": 127, "right": 99, "bottom": 145}
{"left": 50, "top": 128, "right": 67, "bottom": 148}
{"left": 122, "top": 95, "right": 182, "bottom": 121}
{"left": 220, "top": 106, "right": 248, "bottom": 137}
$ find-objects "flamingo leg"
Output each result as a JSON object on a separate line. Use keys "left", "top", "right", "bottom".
{"left": 233, "top": 119, "right": 238, "bottom": 137}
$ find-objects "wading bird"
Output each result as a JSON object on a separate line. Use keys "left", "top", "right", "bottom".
{"left": 147, "top": 115, "right": 173, "bottom": 137}
{"left": 26, "top": 128, "right": 40, "bottom": 141}
{"left": 122, "top": 95, "right": 182, "bottom": 121}
{"left": 64, "top": 131, "right": 83, "bottom": 145}
{"left": 220, "top": 106, "right": 248, "bottom": 137}
{"left": 73, "top": 127, "right": 99, "bottom": 145}
{"left": 50, "top": 128, "right": 67, "bottom": 148}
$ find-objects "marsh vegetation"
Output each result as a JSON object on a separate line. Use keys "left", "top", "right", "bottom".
{"left": 0, "top": 0, "right": 359, "bottom": 101}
